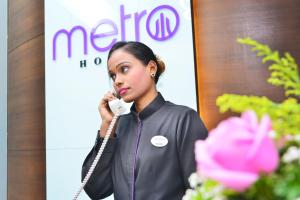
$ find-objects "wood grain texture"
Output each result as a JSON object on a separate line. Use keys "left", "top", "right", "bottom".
{"left": 8, "top": 35, "right": 45, "bottom": 151}
{"left": 193, "top": 0, "right": 300, "bottom": 130}
{"left": 8, "top": 150, "right": 45, "bottom": 200}
{"left": 8, "top": 0, "right": 44, "bottom": 52}
{"left": 8, "top": 0, "right": 45, "bottom": 199}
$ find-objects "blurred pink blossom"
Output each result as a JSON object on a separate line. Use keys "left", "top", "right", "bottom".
{"left": 195, "top": 111, "right": 279, "bottom": 191}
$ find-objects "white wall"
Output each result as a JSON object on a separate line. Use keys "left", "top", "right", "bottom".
{"left": 0, "top": 0, "right": 8, "bottom": 199}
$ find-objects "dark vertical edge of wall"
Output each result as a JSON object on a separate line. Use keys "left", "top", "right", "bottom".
{"left": 192, "top": 0, "right": 203, "bottom": 116}
{"left": 0, "top": 0, "right": 8, "bottom": 199}
{"left": 190, "top": 0, "right": 201, "bottom": 113}
{"left": 7, "top": 0, "right": 45, "bottom": 199}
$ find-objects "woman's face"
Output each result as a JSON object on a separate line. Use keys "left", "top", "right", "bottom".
{"left": 107, "top": 49, "right": 155, "bottom": 103}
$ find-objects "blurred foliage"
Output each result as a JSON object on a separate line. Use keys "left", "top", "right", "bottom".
{"left": 214, "top": 37, "right": 300, "bottom": 199}
{"left": 217, "top": 37, "right": 300, "bottom": 137}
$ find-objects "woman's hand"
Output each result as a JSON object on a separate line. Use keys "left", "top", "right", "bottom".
{"left": 98, "top": 91, "right": 117, "bottom": 137}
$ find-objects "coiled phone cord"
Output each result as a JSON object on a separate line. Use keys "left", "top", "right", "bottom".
{"left": 72, "top": 112, "right": 120, "bottom": 200}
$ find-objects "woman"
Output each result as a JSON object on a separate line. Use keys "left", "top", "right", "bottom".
{"left": 82, "top": 41, "right": 208, "bottom": 200}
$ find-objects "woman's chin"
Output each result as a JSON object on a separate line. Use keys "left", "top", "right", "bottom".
{"left": 122, "top": 96, "right": 134, "bottom": 103}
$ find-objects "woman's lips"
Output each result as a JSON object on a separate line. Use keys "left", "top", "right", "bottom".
{"left": 119, "top": 88, "right": 128, "bottom": 95}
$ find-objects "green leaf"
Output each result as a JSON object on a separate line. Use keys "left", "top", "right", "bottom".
{"left": 236, "top": 37, "right": 300, "bottom": 98}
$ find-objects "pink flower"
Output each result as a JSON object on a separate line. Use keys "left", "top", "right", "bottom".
{"left": 195, "top": 111, "right": 279, "bottom": 191}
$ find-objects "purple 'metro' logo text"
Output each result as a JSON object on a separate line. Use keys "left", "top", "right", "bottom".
{"left": 52, "top": 4, "right": 180, "bottom": 61}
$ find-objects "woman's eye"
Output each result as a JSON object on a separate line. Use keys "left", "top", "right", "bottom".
{"left": 121, "top": 66, "right": 129, "bottom": 73}
{"left": 110, "top": 74, "right": 116, "bottom": 81}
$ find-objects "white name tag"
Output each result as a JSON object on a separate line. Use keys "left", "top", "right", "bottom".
{"left": 151, "top": 135, "right": 168, "bottom": 147}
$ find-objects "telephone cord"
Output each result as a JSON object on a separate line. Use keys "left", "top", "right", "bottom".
{"left": 72, "top": 113, "right": 120, "bottom": 200}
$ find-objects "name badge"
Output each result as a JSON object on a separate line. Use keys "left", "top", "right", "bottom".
{"left": 151, "top": 135, "right": 168, "bottom": 147}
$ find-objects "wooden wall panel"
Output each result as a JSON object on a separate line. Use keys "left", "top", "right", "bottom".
{"left": 8, "top": 36, "right": 45, "bottom": 151}
{"left": 8, "top": 0, "right": 45, "bottom": 199}
{"left": 193, "top": 0, "right": 300, "bottom": 130}
{"left": 8, "top": 0, "right": 44, "bottom": 52}
{"left": 7, "top": 150, "right": 45, "bottom": 199}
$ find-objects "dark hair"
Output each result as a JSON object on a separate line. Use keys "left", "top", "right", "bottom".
{"left": 107, "top": 41, "right": 165, "bottom": 83}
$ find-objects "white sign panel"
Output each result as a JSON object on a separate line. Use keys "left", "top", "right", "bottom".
{"left": 45, "top": 0, "right": 197, "bottom": 199}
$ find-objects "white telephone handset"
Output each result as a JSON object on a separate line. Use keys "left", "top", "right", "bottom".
{"left": 72, "top": 91, "right": 126, "bottom": 200}
{"left": 108, "top": 98, "right": 127, "bottom": 115}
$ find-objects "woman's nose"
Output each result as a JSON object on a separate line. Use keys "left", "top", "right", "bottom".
{"left": 114, "top": 74, "right": 123, "bottom": 86}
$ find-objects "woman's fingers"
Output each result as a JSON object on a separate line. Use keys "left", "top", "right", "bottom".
{"left": 101, "top": 92, "right": 117, "bottom": 105}
{"left": 98, "top": 91, "right": 118, "bottom": 122}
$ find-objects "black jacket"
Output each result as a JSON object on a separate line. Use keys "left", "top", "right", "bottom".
{"left": 82, "top": 93, "right": 208, "bottom": 200}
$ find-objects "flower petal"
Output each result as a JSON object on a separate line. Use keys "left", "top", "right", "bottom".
{"left": 247, "top": 115, "right": 279, "bottom": 172}
{"left": 195, "top": 140, "right": 223, "bottom": 170}
{"left": 201, "top": 168, "right": 258, "bottom": 191}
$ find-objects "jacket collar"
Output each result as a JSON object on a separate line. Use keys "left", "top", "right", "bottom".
{"left": 130, "top": 92, "right": 165, "bottom": 120}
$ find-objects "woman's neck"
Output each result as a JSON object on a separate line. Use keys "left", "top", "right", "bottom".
{"left": 135, "top": 88, "right": 158, "bottom": 113}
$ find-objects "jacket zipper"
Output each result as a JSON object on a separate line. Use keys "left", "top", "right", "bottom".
{"left": 131, "top": 116, "right": 142, "bottom": 200}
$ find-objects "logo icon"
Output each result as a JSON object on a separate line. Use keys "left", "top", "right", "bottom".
{"left": 146, "top": 5, "right": 180, "bottom": 41}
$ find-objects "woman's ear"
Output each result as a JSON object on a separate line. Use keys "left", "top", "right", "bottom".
{"left": 147, "top": 60, "right": 157, "bottom": 75}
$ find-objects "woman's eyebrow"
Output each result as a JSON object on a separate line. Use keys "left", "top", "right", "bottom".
{"left": 108, "top": 61, "right": 131, "bottom": 74}
{"left": 115, "top": 61, "right": 130, "bottom": 69}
